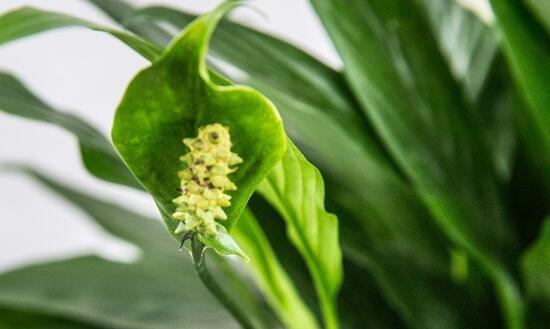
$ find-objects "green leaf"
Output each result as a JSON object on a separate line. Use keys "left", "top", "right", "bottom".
{"left": 421, "top": 0, "right": 499, "bottom": 101}
{"left": 522, "top": 218, "right": 550, "bottom": 313}
{"left": 257, "top": 141, "right": 342, "bottom": 329}
{"left": 85, "top": 0, "right": 172, "bottom": 46}
{"left": 474, "top": 59, "right": 518, "bottom": 181}
{"left": 0, "top": 308, "right": 100, "bottom": 329}
{"left": 232, "top": 208, "right": 320, "bottom": 329}
{"left": 0, "top": 170, "right": 243, "bottom": 329}
{"left": 247, "top": 194, "right": 411, "bottom": 329}
{"left": 340, "top": 211, "right": 504, "bottom": 329}
{"left": 524, "top": 0, "right": 550, "bottom": 35}
{"left": 310, "top": 0, "right": 523, "bottom": 327}
{"left": 0, "top": 72, "right": 140, "bottom": 189}
{"left": 0, "top": 168, "right": 284, "bottom": 329}
{"left": 111, "top": 1, "right": 286, "bottom": 242}
{"left": 421, "top": 1, "right": 518, "bottom": 181}
{"left": 0, "top": 7, "right": 161, "bottom": 61}
{"left": 0, "top": 256, "right": 241, "bottom": 329}
{"left": 489, "top": 0, "right": 550, "bottom": 185}
{"left": 310, "top": 0, "right": 514, "bottom": 259}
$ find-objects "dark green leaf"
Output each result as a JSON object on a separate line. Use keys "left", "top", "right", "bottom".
{"left": 111, "top": 2, "right": 286, "bottom": 242}
{"left": 474, "top": 58, "right": 517, "bottom": 181}
{"left": 310, "top": 0, "right": 514, "bottom": 259}
{"left": 509, "top": 145, "right": 550, "bottom": 247}
{"left": 310, "top": 0, "right": 523, "bottom": 327}
{"left": 490, "top": 0, "right": 550, "bottom": 186}
{"left": 248, "top": 194, "right": 409, "bottom": 329}
{"left": 421, "top": 1, "right": 518, "bottom": 181}
{"left": 524, "top": 0, "right": 550, "bottom": 35}
{"left": 421, "top": 0, "right": 499, "bottom": 101}
{"left": 0, "top": 308, "right": 100, "bottom": 329}
{"left": 521, "top": 218, "right": 550, "bottom": 313}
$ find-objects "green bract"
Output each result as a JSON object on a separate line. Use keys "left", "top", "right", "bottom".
{"left": 111, "top": 1, "right": 286, "bottom": 254}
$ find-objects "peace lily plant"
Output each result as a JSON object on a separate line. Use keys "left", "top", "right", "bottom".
{"left": 0, "top": 1, "right": 549, "bottom": 329}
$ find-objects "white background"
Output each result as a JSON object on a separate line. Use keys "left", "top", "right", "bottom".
{"left": 0, "top": 0, "right": 490, "bottom": 271}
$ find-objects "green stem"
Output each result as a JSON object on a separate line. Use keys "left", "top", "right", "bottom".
{"left": 191, "top": 236, "right": 256, "bottom": 329}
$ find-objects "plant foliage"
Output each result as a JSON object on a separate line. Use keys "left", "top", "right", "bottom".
{"left": 0, "top": 0, "right": 549, "bottom": 329}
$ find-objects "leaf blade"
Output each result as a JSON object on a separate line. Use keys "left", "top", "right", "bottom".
{"left": 0, "top": 308, "right": 101, "bottom": 329}
{"left": 522, "top": 218, "right": 550, "bottom": 313}
{"left": 310, "top": 0, "right": 523, "bottom": 327}
{"left": 0, "top": 7, "right": 162, "bottom": 61}
{"left": 489, "top": 0, "right": 550, "bottom": 185}
{"left": 233, "top": 209, "right": 320, "bottom": 329}
{"left": 258, "top": 141, "right": 342, "bottom": 329}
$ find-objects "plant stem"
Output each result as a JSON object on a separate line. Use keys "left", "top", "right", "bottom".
{"left": 191, "top": 236, "right": 256, "bottom": 329}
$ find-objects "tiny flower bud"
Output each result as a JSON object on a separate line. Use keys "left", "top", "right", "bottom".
{"left": 171, "top": 123, "right": 241, "bottom": 236}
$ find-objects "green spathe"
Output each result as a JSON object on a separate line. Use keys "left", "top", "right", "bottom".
{"left": 111, "top": 1, "right": 287, "bottom": 256}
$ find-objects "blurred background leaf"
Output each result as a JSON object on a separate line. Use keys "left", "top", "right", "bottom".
{"left": 0, "top": 168, "right": 280, "bottom": 329}
{"left": 0, "top": 71, "right": 139, "bottom": 188}
{"left": 490, "top": 0, "right": 550, "bottom": 188}
{"left": 0, "top": 308, "right": 101, "bottom": 329}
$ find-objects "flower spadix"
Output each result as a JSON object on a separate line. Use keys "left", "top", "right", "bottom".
{"left": 172, "top": 123, "right": 242, "bottom": 235}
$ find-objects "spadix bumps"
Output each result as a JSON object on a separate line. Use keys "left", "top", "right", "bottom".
{"left": 172, "top": 123, "right": 242, "bottom": 235}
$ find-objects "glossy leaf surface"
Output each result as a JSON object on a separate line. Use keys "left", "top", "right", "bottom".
{"left": 258, "top": 141, "right": 342, "bottom": 329}
{"left": 422, "top": 0, "right": 499, "bottom": 101}
{"left": 233, "top": 209, "right": 320, "bottom": 329}
{"left": 310, "top": 0, "right": 523, "bottom": 327}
